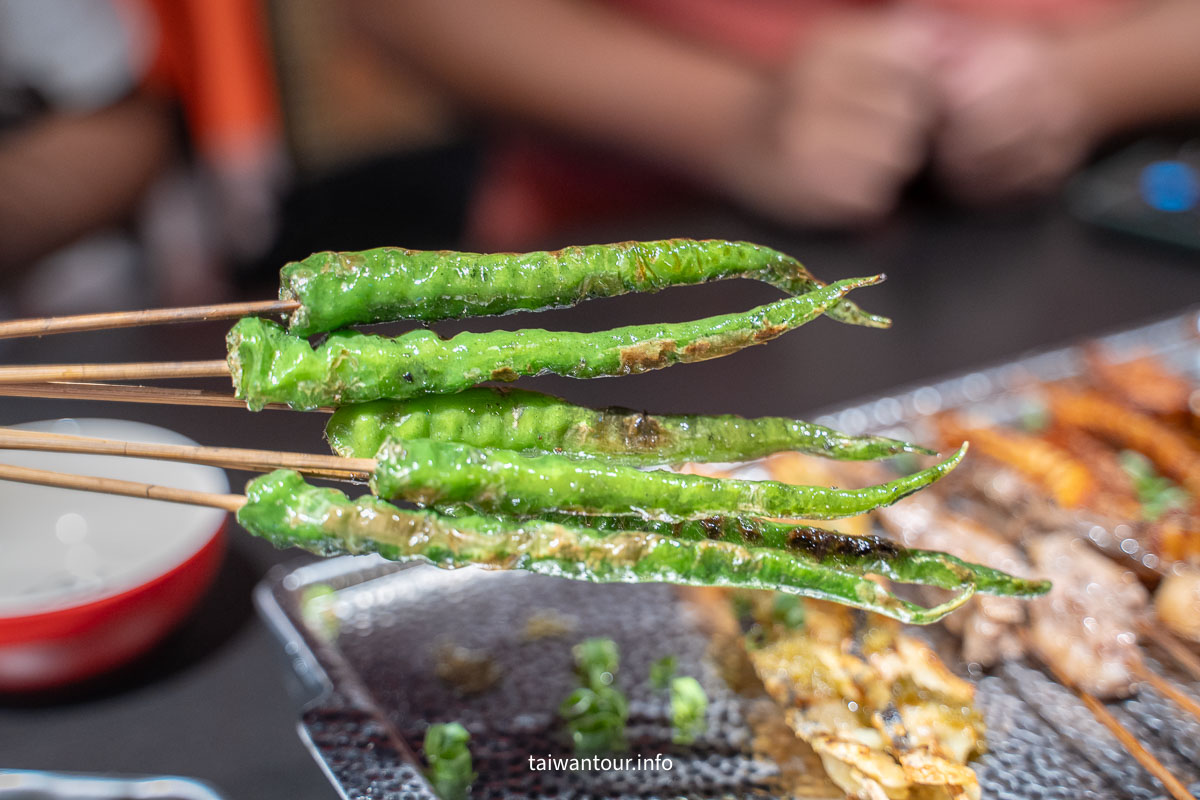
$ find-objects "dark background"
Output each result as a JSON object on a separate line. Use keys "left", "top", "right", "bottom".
{"left": 1, "top": 196, "right": 1198, "bottom": 799}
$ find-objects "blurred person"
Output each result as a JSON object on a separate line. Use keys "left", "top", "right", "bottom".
{"left": 0, "top": 0, "right": 171, "bottom": 312}
{"left": 0, "top": 0, "right": 283, "bottom": 314}
{"left": 933, "top": 1, "right": 1200, "bottom": 203}
{"left": 343, "top": 0, "right": 1200, "bottom": 251}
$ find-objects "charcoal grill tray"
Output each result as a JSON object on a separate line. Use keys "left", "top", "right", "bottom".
{"left": 255, "top": 308, "right": 1200, "bottom": 800}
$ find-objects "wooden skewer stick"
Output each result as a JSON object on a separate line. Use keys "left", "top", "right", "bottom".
{"left": 0, "top": 427, "right": 374, "bottom": 481}
{"left": 0, "top": 461, "right": 246, "bottom": 513}
{"left": 0, "top": 360, "right": 230, "bottom": 384}
{"left": 1021, "top": 633, "right": 1197, "bottom": 800}
{"left": 1133, "top": 660, "right": 1200, "bottom": 726}
{"left": 0, "top": 299, "right": 299, "bottom": 340}
{"left": 0, "top": 381, "right": 332, "bottom": 412}
{"left": 1138, "top": 619, "right": 1200, "bottom": 682}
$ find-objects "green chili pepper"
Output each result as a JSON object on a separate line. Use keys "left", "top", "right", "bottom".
{"left": 228, "top": 276, "right": 879, "bottom": 411}
{"left": 368, "top": 438, "right": 967, "bottom": 521}
{"left": 669, "top": 676, "right": 708, "bottom": 745}
{"left": 423, "top": 722, "right": 475, "bottom": 800}
{"left": 445, "top": 508, "right": 1048, "bottom": 599}
{"left": 279, "top": 239, "right": 889, "bottom": 337}
{"left": 325, "top": 387, "right": 934, "bottom": 465}
{"left": 235, "top": 470, "right": 985, "bottom": 624}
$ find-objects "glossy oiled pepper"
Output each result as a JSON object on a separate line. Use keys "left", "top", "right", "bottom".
{"left": 368, "top": 437, "right": 967, "bottom": 521}
{"left": 445, "top": 508, "right": 1048, "bottom": 598}
{"left": 229, "top": 276, "right": 879, "bottom": 411}
{"left": 279, "top": 239, "right": 889, "bottom": 336}
{"left": 325, "top": 387, "right": 934, "bottom": 465}
{"left": 236, "top": 469, "right": 1000, "bottom": 624}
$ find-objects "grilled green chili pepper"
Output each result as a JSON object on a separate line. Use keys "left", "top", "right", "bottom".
{"left": 235, "top": 470, "right": 982, "bottom": 624}
{"left": 325, "top": 388, "right": 934, "bottom": 464}
{"left": 446, "top": 509, "right": 1048, "bottom": 598}
{"left": 228, "top": 276, "right": 879, "bottom": 411}
{"left": 279, "top": 239, "right": 888, "bottom": 337}
{"left": 368, "top": 437, "right": 967, "bottom": 521}
{"left": 423, "top": 722, "right": 475, "bottom": 800}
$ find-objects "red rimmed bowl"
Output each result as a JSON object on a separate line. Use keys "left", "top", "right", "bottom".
{"left": 0, "top": 418, "right": 228, "bottom": 691}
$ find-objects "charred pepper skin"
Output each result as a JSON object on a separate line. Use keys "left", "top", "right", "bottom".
{"left": 473, "top": 509, "right": 1049, "bottom": 598}
{"left": 279, "top": 239, "right": 890, "bottom": 336}
{"left": 325, "top": 388, "right": 935, "bottom": 465}
{"left": 229, "top": 276, "right": 880, "bottom": 411}
{"left": 236, "top": 469, "right": 988, "bottom": 624}
{"left": 368, "top": 437, "right": 968, "bottom": 521}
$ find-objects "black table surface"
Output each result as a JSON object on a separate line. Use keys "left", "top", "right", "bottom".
{"left": 1, "top": 200, "right": 1197, "bottom": 799}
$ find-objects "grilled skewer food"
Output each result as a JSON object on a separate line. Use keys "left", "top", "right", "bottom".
{"left": 235, "top": 468, "right": 1038, "bottom": 624}
{"left": 325, "top": 387, "right": 934, "bottom": 465}
{"left": 278, "top": 238, "right": 889, "bottom": 335}
{"left": 227, "top": 277, "right": 876, "bottom": 410}
{"left": 1025, "top": 533, "right": 1149, "bottom": 698}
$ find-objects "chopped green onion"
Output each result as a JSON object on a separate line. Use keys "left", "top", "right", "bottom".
{"left": 650, "top": 655, "right": 677, "bottom": 690}
{"left": 423, "top": 722, "right": 474, "bottom": 800}
{"left": 669, "top": 676, "right": 709, "bottom": 745}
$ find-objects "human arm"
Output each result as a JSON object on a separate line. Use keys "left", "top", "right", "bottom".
{"left": 0, "top": 92, "right": 174, "bottom": 274}
{"left": 935, "top": 0, "right": 1200, "bottom": 203}
{"left": 343, "top": 0, "right": 940, "bottom": 226}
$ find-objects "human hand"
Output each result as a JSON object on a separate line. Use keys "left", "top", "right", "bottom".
{"left": 722, "top": 10, "right": 941, "bottom": 227}
{"left": 933, "top": 25, "right": 1092, "bottom": 203}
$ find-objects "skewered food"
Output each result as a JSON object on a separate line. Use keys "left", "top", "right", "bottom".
{"left": 228, "top": 276, "right": 877, "bottom": 410}
{"left": 1085, "top": 346, "right": 1194, "bottom": 417}
{"left": 1, "top": 237, "right": 1053, "bottom": 628}
{"left": 325, "top": 387, "right": 934, "bottom": 465}
{"left": 1155, "top": 566, "right": 1200, "bottom": 643}
{"left": 366, "top": 437, "right": 967, "bottom": 521}
{"left": 681, "top": 452, "right": 876, "bottom": 537}
{"left": 1047, "top": 387, "right": 1200, "bottom": 499}
{"left": 937, "top": 415, "right": 1094, "bottom": 509}
{"left": 492, "top": 508, "right": 1045, "bottom": 598}
{"left": 869, "top": 484, "right": 1032, "bottom": 667}
{"left": 278, "top": 238, "right": 889, "bottom": 336}
{"left": 1026, "top": 533, "right": 1148, "bottom": 698}
{"left": 234, "top": 470, "right": 1042, "bottom": 624}
{"left": 1043, "top": 425, "right": 1144, "bottom": 519}
{"left": 892, "top": 456, "right": 1153, "bottom": 697}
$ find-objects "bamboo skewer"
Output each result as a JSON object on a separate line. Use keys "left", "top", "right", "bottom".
{"left": 1133, "top": 660, "right": 1200, "bottom": 726}
{"left": 1021, "top": 633, "right": 1197, "bottom": 800}
{"left": 0, "top": 360, "right": 230, "bottom": 384}
{"left": 1068, "top": 689, "right": 1195, "bottom": 800}
{"left": 0, "top": 299, "right": 298, "bottom": 340}
{"left": 0, "top": 461, "right": 246, "bottom": 513}
{"left": 0, "top": 428, "right": 373, "bottom": 482}
{"left": 1138, "top": 619, "right": 1200, "bottom": 682}
{"left": 0, "top": 381, "right": 331, "bottom": 412}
